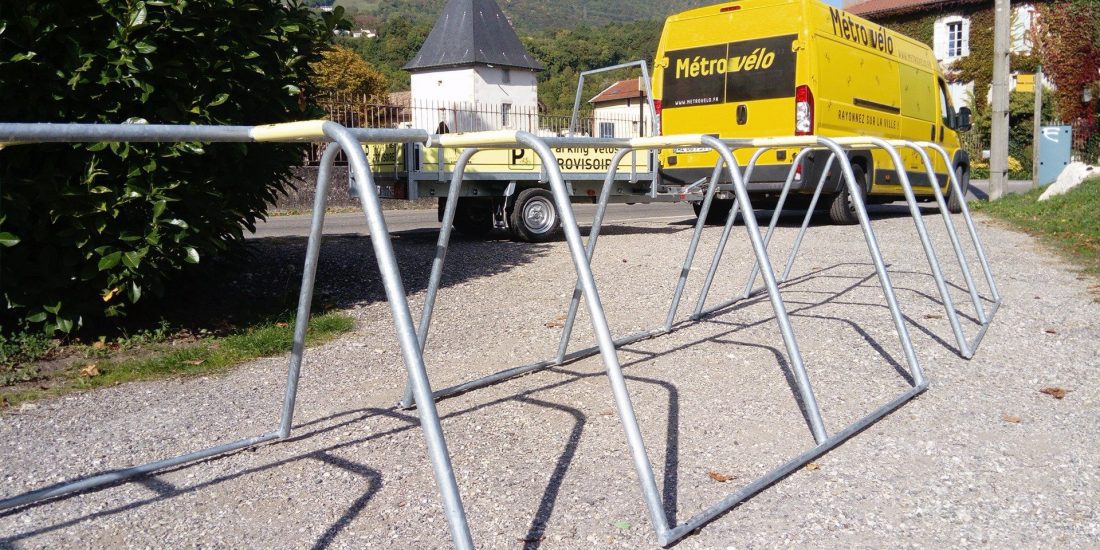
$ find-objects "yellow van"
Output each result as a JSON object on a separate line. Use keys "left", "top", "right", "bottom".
{"left": 652, "top": 0, "right": 973, "bottom": 224}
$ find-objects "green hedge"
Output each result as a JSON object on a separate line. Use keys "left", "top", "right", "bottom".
{"left": 0, "top": 1, "right": 340, "bottom": 334}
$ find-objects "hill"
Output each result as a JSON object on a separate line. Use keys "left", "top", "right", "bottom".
{"left": 335, "top": 0, "right": 716, "bottom": 32}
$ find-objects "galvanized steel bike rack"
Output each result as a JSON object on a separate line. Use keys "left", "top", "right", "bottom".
{"left": 0, "top": 121, "right": 475, "bottom": 549}
{"left": 2, "top": 123, "right": 998, "bottom": 547}
{"left": 702, "top": 136, "right": 1001, "bottom": 359}
{"left": 399, "top": 131, "right": 928, "bottom": 546}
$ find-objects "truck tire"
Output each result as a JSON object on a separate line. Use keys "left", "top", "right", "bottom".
{"left": 450, "top": 197, "right": 494, "bottom": 238}
{"left": 509, "top": 188, "right": 561, "bottom": 242}
{"left": 692, "top": 199, "right": 734, "bottom": 225}
{"left": 947, "top": 166, "right": 965, "bottom": 214}
{"left": 828, "top": 164, "right": 867, "bottom": 225}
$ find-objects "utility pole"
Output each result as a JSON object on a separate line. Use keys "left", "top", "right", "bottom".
{"left": 1032, "top": 65, "right": 1043, "bottom": 189}
{"left": 990, "top": 0, "right": 1011, "bottom": 200}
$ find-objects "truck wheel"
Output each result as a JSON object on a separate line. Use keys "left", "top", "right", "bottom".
{"left": 692, "top": 199, "right": 734, "bottom": 225}
{"left": 451, "top": 197, "right": 494, "bottom": 238}
{"left": 509, "top": 188, "right": 561, "bottom": 242}
{"left": 947, "top": 166, "right": 965, "bottom": 214}
{"left": 828, "top": 164, "right": 867, "bottom": 225}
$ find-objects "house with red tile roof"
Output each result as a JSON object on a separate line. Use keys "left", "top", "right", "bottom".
{"left": 843, "top": 0, "right": 1042, "bottom": 108}
{"left": 588, "top": 78, "right": 655, "bottom": 138}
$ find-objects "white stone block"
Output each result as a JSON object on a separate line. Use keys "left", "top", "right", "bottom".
{"left": 1039, "top": 162, "right": 1097, "bottom": 201}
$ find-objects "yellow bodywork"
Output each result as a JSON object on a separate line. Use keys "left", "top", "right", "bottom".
{"left": 652, "top": 0, "right": 964, "bottom": 196}
{"left": 363, "top": 143, "right": 648, "bottom": 175}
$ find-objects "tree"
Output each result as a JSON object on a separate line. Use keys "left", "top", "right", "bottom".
{"left": 311, "top": 44, "right": 389, "bottom": 97}
{"left": 1035, "top": 1, "right": 1099, "bottom": 149}
{"left": 0, "top": 1, "right": 340, "bottom": 335}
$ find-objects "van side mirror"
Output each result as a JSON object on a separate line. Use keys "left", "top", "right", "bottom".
{"left": 956, "top": 106, "right": 972, "bottom": 132}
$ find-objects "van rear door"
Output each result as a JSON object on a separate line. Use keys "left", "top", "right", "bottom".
{"left": 657, "top": 0, "right": 805, "bottom": 170}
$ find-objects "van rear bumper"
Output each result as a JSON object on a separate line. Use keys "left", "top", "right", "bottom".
{"left": 659, "top": 153, "right": 842, "bottom": 195}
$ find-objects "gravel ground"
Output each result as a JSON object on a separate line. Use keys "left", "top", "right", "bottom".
{"left": 2, "top": 204, "right": 1098, "bottom": 549}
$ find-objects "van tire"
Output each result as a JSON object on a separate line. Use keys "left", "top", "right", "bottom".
{"left": 828, "top": 164, "right": 867, "bottom": 225}
{"left": 509, "top": 188, "right": 561, "bottom": 243}
{"left": 692, "top": 199, "right": 735, "bottom": 225}
{"left": 947, "top": 166, "right": 965, "bottom": 214}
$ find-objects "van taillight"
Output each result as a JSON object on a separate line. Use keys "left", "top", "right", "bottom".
{"left": 653, "top": 99, "right": 663, "bottom": 135}
{"left": 795, "top": 85, "right": 814, "bottom": 135}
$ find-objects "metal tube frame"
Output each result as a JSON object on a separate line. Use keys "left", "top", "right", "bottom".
{"left": 1, "top": 123, "right": 999, "bottom": 547}
{"left": 0, "top": 122, "right": 474, "bottom": 550}
{"left": 715, "top": 136, "right": 1000, "bottom": 359}
{"left": 396, "top": 130, "right": 928, "bottom": 546}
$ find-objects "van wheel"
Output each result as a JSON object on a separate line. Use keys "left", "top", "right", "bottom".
{"left": 828, "top": 164, "right": 867, "bottom": 225}
{"left": 947, "top": 166, "right": 965, "bottom": 214}
{"left": 692, "top": 199, "right": 735, "bottom": 225}
{"left": 509, "top": 188, "right": 561, "bottom": 243}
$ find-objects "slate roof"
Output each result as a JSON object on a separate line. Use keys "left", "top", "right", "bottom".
{"left": 403, "top": 0, "right": 544, "bottom": 72}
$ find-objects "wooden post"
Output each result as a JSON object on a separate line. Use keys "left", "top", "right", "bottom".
{"left": 1032, "top": 65, "right": 1043, "bottom": 188}
{"left": 990, "top": 0, "right": 1011, "bottom": 200}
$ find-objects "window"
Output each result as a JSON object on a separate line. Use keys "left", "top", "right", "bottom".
{"left": 502, "top": 68, "right": 511, "bottom": 84}
{"left": 599, "top": 122, "right": 615, "bottom": 138}
{"left": 935, "top": 16, "right": 969, "bottom": 60}
{"left": 502, "top": 103, "right": 512, "bottom": 127}
{"left": 946, "top": 21, "right": 964, "bottom": 58}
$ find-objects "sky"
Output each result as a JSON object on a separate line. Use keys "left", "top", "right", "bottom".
{"left": 823, "top": 0, "right": 844, "bottom": 6}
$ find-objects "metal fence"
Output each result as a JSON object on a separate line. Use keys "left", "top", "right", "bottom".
{"left": 1070, "top": 117, "right": 1099, "bottom": 163}
{"left": 306, "top": 93, "right": 647, "bottom": 165}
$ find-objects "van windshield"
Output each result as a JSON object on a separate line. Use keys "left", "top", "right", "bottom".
{"left": 938, "top": 78, "right": 954, "bottom": 128}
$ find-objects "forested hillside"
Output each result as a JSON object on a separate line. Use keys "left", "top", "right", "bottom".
{"left": 340, "top": 19, "right": 663, "bottom": 115}
{"left": 334, "top": 0, "right": 720, "bottom": 115}
{"left": 335, "top": 0, "right": 713, "bottom": 32}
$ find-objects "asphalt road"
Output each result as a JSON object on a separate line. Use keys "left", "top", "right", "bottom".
{"left": 251, "top": 202, "right": 697, "bottom": 239}
{"left": 251, "top": 179, "right": 1033, "bottom": 239}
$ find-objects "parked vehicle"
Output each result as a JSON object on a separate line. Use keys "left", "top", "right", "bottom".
{"left": 652, "top": 0, "right": 972, "bottom": 224}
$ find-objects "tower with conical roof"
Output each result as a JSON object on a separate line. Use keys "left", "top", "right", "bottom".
{"left": 404, "top": 0, "right": 543, "bottom": 133}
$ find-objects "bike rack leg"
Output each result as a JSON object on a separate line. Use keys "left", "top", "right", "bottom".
{"left": 689, "top": 151, "right": 774, "bottom": 321}
{"left": 870, "top": 139, "right": 971, "bottom": 358}
{"left": 325, "top": 123, "right": 473, "bottom": 549}
{"left": 700, "top": 137, "right": 830, "bottom": 443}
{"left": 742, "top": 151, "right": 838, "bottom": 296}
{"left": 738, "top": 148, "right": 803, "bottom": 299}
{"left": 399, "top": 147, "right": 482, "bottom": 408}
{"left": 782, "top": 154, "right": 835, "bottom": 282}
{"left": 822, "top": 141, "right": 923, "bottom": 384}
{"left": 279, "top": 143, "right": 340, "bottom": 438}
{"left": 0, "top": 142, "right": 345, "bottom": 512}
{"left": 399, "top": 148, "right": 654, "bottom": 407}
{"left": 555, "top": 148, "right": 633, "bottom": 363}
{"left": 694, "top": 150, "right": 836, "bottom": 320}
{"left": 663, "top": 160, "right": 727, "bottom": 332}
{"left": 904, "top": 144, "right": 988, "bottom": 326}
{"left": 692, "top": 147, "right": 820, "bottom": 319}
{"left": 517, "top": 133, "right": 673, "bottom": 538}
{"left": 919, "top": 141, "right": 1002, "bottom": 353}
{"left": 689, "top": 193, "right": 740, "bottom": 321}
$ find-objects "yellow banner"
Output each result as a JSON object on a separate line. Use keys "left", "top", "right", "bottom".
{"left": 364, "top": 144, "right": 650, "bottom": 174}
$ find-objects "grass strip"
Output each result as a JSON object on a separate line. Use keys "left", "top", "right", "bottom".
{"left": 1, "top": 312, "right": 355, "bottom": 408}
{"left": 971, "top": 176, "right": 1100, "bottom": 276}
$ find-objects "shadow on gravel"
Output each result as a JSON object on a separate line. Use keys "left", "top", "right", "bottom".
{"left": 150, "top": 222, "right": 697, "bottom": 334}
{"left": 150, "top": 229, "right": 552, "bottom": 331}
{"left": 669, "top": 203, "right": 947, "bottom": 228}
{"left": 2, "top": 257, "right": 984, "bottom": 547}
